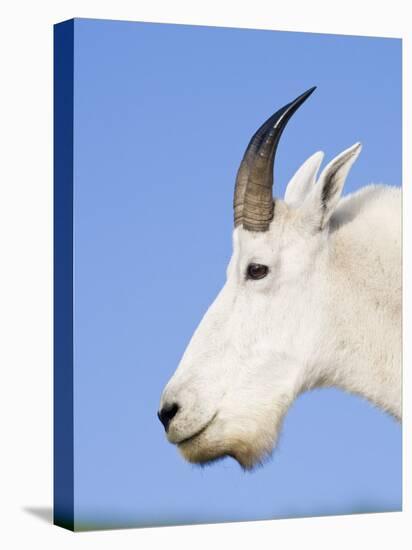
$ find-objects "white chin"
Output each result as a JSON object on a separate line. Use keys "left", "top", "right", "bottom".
{"left": 177, "top": 426, "right": 274, "bottom": 470}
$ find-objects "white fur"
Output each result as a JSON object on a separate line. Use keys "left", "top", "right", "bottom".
{"left": 159, "top": 143, "right": 401, "bottom": 470}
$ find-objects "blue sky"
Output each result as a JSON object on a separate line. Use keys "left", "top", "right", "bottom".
{"left": 72, "top": 18, "right": 401, "bottom": 529}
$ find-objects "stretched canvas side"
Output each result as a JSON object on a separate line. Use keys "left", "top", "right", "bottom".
{"left": 53, "top": 18, "right": 75, "bottom": 531}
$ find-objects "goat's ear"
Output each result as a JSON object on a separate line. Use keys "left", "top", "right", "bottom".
{"left": 284, "top": 151, "right": 324, "bottom": 206}
{"left": 300, "top": 142, "right": 362, "bottom": 231}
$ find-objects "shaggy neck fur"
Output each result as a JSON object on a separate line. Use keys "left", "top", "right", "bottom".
{"left": 301, "top": 184, "right": 401, "bottom": 419}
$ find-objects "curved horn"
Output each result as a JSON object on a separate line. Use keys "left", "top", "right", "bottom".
{"left": 234, "top": 87, "right": 316, "bottom": 231}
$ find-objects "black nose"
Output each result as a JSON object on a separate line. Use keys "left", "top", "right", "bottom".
{"left": 158, "top": 403, "right": 179, "bottom": 432}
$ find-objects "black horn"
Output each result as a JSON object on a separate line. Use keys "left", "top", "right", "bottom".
{"left": 233, "top": 87, "right": 316, "bottom": 232}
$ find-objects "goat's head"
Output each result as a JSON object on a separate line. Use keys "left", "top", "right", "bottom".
{"left": 158, "top": 88, "right": 361, "bottom": 469}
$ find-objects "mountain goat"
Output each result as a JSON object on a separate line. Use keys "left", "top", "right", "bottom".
{"left": 158, "top": 87, "right": 401, "bottom": 470}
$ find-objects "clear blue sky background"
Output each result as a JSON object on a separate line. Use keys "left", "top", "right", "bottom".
{"left": 72, "top": 18, "right": 402, "bottom": 530}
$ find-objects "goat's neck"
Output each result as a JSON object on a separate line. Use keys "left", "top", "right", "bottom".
{"left": 306, "top": 237, "right": 401, "bottom": 420}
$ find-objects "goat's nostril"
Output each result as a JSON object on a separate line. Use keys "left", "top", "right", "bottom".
{"left": 157, "top": 402, "right": 179, "bottom": 432}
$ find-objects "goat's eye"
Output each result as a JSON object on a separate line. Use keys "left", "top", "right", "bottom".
{"left": 246, "top": 263, "right": 269, "bottom": 280}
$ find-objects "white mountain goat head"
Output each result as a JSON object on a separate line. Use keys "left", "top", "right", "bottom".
{"left": 158, "top": 87, "right": 401, "bottom": 470}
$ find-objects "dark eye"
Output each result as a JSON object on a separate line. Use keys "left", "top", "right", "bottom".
{"left": 246, "top": 263, "right": 269, "bottom": 280}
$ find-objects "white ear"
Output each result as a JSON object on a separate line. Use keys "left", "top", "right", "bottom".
{"left": 301, "top": 142, "right": 362, "bottom": 230}
{"left": 284, "top": 151, "right": 324, "bottom": 206}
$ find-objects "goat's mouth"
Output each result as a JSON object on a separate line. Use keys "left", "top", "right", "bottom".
{"left": 175, "top": 412, "right": 258, "bottom": 468}
{"left": 176, "top": 413, "right": 276, "bottom": 470}
{"left": 176, "top": 412, "right": 218, "bottom": 447}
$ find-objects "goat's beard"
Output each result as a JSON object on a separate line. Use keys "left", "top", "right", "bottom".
{"left": 176, "top": 407, "right": 288, "bottom": 470}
